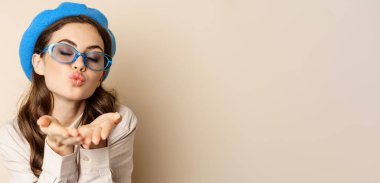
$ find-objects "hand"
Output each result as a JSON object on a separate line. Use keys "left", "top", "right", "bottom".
{"left": 78, "top": 112, "right": 122, "bottom": 149}
{"left": 37, "top": 115, "right": 83, "bottom": 156}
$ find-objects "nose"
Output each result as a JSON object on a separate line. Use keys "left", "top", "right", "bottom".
{"left": 72, "top": 55, "right": 87, "bottom": 72}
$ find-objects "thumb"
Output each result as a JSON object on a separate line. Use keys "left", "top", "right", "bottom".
{"left": 37, "top": 115, "right": 53, "bottom": 127}
{"left": 112, "top": 112, "right": 122, "bottom": 124}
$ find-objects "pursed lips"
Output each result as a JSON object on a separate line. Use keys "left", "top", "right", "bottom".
{"left": 69, "top": 72, "right": 86, "bottom": 86}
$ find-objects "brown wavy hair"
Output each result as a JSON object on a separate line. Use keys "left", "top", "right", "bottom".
{"left": 17, "top": 15, "right": 118, "bottom": 177}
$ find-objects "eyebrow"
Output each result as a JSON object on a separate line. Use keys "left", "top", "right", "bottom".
{"left": 58, "top": 39, "right": 104, "bottom": 52}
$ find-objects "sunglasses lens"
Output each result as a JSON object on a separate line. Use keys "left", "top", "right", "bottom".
{"left": 51, "top": 44, "right": 75, "bottom": 63}
{"left": 86, "top": 52, "right": 108, "bottom": 71}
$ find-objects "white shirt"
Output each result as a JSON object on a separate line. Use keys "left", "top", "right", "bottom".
{"left": 0, "top": 104, "right": 138, "bottom": 183}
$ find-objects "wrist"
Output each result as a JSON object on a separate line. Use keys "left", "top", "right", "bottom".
{"left": 46, "top": 137, "right": 74, "bottom": 156}
{"left": 82, "top": 139, "right": 107, "bottom": 149}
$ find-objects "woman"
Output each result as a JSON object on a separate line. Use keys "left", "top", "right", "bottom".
{"left": 0, "top": 2, "right": 137, "bottom": 183}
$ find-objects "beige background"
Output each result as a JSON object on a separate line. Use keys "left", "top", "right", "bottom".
{"left": 0, "top": 0, "right": 379, "bottom": 182}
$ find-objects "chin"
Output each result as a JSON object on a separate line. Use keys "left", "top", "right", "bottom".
{"left": 60, "top": 94, "right": 89, "bottom": 101}
{"left": 67, "top": 95, "right": 90, "bottom": 101}
{"left": 51, "top": 90, "right": 93, "bottom": 101}
{"left": 47, "top": 83, "right": 97, "bottom": 101}
{"left": 67, "top": 91, "right": 95, "bottom": 100}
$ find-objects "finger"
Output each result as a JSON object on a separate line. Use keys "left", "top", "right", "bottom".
{"left": 37, "top": 116, "right": 69, "bottom": 138}
{"left": 55, "top": 136, "right": 63, "bottom": 146}
{"left": 112, "top": 113, "right": 122, "bottom": 125}
{"left": 78, "top": 125, "right": 93, "bottom": 146}
{"left": 84, "top": 137, "right": 92, "bottom": 146}
{"left": 37, "top": 115, "right": 52, "bottom": 127}
{"left": 100, "top": 123, "right": 115, "bottom": 140}
{"left": 92, "top": 113, "right": 120, "bottom": 125}
{"left": 47, "top": 122, "right": 69, "bottom": 138}
{"left": 78, "top": 125, "right": 92, "bottom": 137}
{"left": 82, "top": 144, "right": 90, "bottom": 149}
{"left": 67, "top": 127, "right": 79, "bottom": 137}
{"left": 37, "top": 116, "right": 55, "bottom": 134}
{"left": 92, "top": 126, "right": 102, "bottom": 145}
{"left": 60, "top": 136, "right": 82, "bottom": 146}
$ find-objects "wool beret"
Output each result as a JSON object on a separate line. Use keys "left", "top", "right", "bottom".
{"left": 19, "top": 2, "right": 116, "bottom": 81}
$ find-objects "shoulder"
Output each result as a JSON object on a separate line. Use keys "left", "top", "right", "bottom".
{"left": 117, "top": 104, "right": 138, "bottom": 133}
{"left": 118, "top": 104, "right": 138, "bottom": 125}
{"left": 0, "top": 119, "right": 22, "bottom": 144}
{"left": 109, "top": 104, "right": 138, "bottom": 142}
{"left": 0, "top": 119, "right": 29, "bottom": 158}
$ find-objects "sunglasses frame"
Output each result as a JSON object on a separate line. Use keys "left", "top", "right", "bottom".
{"left": 40, "top": 42, "right": 112, "bottom": 71}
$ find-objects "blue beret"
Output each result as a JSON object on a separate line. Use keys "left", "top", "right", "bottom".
{"left": 19, "top": 2, "right": 116, "bottom": 81}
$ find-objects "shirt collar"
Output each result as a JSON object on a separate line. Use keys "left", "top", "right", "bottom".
{"left": 69, "top": 113, "right": 83, "bottom": 128}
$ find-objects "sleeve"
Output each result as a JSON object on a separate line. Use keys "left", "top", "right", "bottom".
{"left": 78, "top": 106, "right": 138, "bottom": 183}
{"left": 77, "top": 147, "right": 112, "bottom": 182}
{"left": 0, "top": 123, "right": 79, "bottom": 183}
{"left": 39, "top": 141, "right": 78, "bottom": 182}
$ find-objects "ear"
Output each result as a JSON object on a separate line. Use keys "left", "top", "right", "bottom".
{"left": 97, "top": 71, "right": 106, "bottom": 87}
{"left": 32, "top": 53, "right": 45, "bottom": 75}
{"left": 101, "top": 71, "right": 106, "bottom": 80}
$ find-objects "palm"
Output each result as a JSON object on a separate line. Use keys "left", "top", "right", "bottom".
{"left": 78, "top": 112, "right": 122, "bottom": 149}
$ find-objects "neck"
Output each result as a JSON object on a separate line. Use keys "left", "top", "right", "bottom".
{"left": 51, "top": 94, "right": 85, "bottom": 127}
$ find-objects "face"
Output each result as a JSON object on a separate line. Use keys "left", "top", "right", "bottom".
{"left": 33, "top": 23, "right": 105, "bottom": 101}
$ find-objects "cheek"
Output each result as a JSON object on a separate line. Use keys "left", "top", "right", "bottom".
{"left": 77, "top": 72, "right": 102, "bottom": 98}
{"left": 44, "top": 60, "right": 67, "bottom": 79}
{"left": 86, "top": 72, "right": 102, "bottom": 88}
